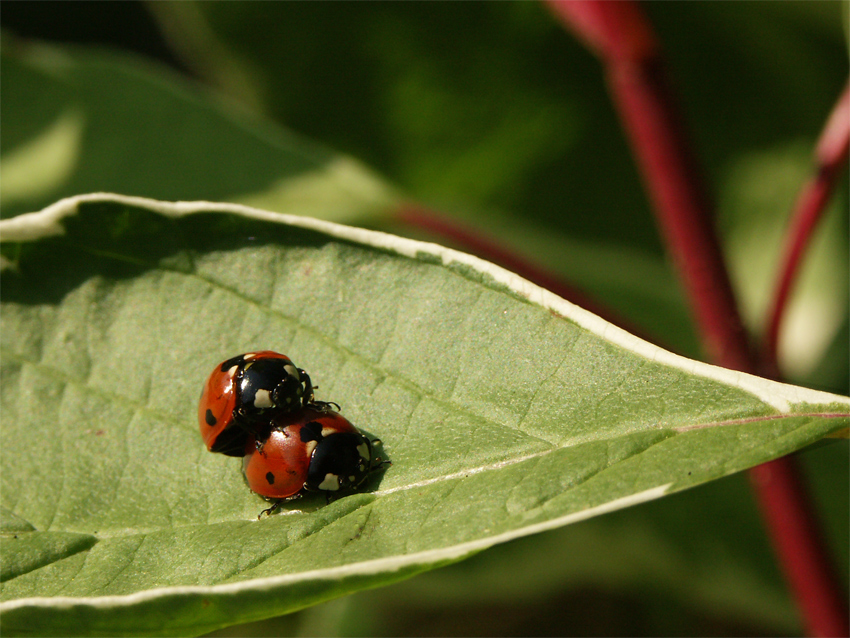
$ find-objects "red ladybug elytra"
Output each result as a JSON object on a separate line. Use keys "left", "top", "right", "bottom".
{"left": 242, "top": 407, "right": 385, "bottom": 516}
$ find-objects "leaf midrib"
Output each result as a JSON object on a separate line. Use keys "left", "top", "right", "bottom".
{"left": 4, "top": 238, "right": 566, "bottom": 448}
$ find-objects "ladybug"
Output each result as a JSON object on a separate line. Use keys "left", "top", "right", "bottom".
{"left": 242, "top": 407, "right": 388, "bottom": 516}
{"left": 199, "top": 351, "right": 314, "bottom": 456}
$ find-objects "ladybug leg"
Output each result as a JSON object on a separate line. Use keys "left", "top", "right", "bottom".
{"left": 371, "top": 456, "right": 392, "bottom": 474}
{"left": 232, "top": 406, "right": 253, "bottom": 430}
{"left": 299, "top": 373, "right": 340, "bottom": 412}
{"left": 258, "top": 500, "right": 282, "bottom": 519}
{"left": 233, "top": 408, "right": 272, "bottom": 439}
{"left": 257, "top": 493, "right": 302, "bottom": 519}
{"left": 368, "top": 439, "right": 392, "bottom": 471}
{"left": 299, "top": 369, "right": 315, "bottom": 406}
{"left": 250, "top": 422, "right": 276, "bottom": 454}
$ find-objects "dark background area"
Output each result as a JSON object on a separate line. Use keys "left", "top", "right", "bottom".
{"left": 2, "top": 1, "right": 179, "bottom": 68}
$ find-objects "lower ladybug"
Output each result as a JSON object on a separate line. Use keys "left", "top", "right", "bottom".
{"left": 242, "top": 407, "right": 388, "bottom": 517}
{"left": 199, "top": 351, "right": 314, "bottom": 456}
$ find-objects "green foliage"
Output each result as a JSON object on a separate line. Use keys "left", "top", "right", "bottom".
{"left": 1, "top": 2, "right": 848, "bottom": 635}
{"left": 1, "top": 196, "right": 847, "bottom": 636}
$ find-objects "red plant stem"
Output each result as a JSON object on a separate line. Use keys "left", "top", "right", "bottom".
{"left": 763, "top": 82, "right": 850, "bottom": 376}
{"left": 396, "top": 206, "right": 592, "bottom": 306}
{"left": 750, "top": 459, "right": 850, "bottom": 638}
{"left": 546, "top": 2, "right": 848, "bottom": 635}
{"left": 548, "top": 0, "right": 756, "bottom": 374}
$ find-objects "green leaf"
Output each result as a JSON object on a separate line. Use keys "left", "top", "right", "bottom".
{"left": 0, "top": 43, "right": 397, "bottom": 224}
{"left": 1, "top": 195, "right": 848, "bottom": 636}
{"left": 0, "top": 37, "right": 702, "bottom": 369}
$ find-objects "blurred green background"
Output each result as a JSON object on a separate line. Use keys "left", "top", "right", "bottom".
{"left": 2, "top": 2, "right": 847, "bottom": 635}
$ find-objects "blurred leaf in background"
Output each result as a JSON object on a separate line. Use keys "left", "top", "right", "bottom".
{"left": 1, "top": 1, "right": 847, "bottom": 635}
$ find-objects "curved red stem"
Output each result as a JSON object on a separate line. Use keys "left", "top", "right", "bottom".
{"left": 763, "top": 82, "right": 850, "bottom": 375}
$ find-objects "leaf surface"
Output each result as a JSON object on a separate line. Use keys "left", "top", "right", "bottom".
{"left": 1, "top": 195, "right": 848, "bottom": 636}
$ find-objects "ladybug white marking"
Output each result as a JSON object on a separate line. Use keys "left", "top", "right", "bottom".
{"left": 253, "top": 389, "right": 273, "bottom": 409}
{"left": 356, "top": 442, "right": 370, "bottom": 461}
{"left": 318, "top": 473, "right": 341, "bottom": 491}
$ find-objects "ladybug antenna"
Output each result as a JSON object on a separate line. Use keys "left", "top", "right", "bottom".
{"left": 310, "top": 400, "right": 341, "bottom": 413}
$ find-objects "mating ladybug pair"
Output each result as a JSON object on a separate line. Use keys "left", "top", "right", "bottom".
{"left": 198, "top": 351, "right": 387, "bottom": 516}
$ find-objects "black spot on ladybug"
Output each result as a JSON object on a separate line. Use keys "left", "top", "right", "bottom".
{"left": 265, "top": 471, "right": 275, "bottom": 485}
{"left": 300, "top": 421, "right": 323, "bottom": 443}
{"left": 205, "top": 409, "right": 217, "bottom": 426}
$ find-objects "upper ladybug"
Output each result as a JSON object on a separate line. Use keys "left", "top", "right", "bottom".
{"left": 198, "top": 351, "right": 314, "bottom": 456}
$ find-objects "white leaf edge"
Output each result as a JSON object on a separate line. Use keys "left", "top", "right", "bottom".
{"left": 0, "top": 193, "right": 847, "bottom": 614}
{"left": 0, "top": 486, "right": 667, "bottom": 613}
{"left": 3, "top": 193, "right": 847, "bottom": 413}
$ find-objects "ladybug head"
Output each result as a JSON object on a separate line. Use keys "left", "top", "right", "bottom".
{"left": 306, "top": 432, "right": 375, "bottom": 493}
{"left": 238, "top": 358, "right": 313, "bottom": 417}
{"left": 271, "top": 367, "right": 313, "bottom": 410}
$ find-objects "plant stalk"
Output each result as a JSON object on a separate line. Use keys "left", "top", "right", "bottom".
{"left": 750, "top": 458, "right": 850, "bottom": 637}
{"left": 547, "top": 0, "right": 756, "bottom": 373}
{"left": 763, "top": 82, "right": 850, "bottom": 377}
{"left": 546, "top": 1, "right": 848, "bottom": 635}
